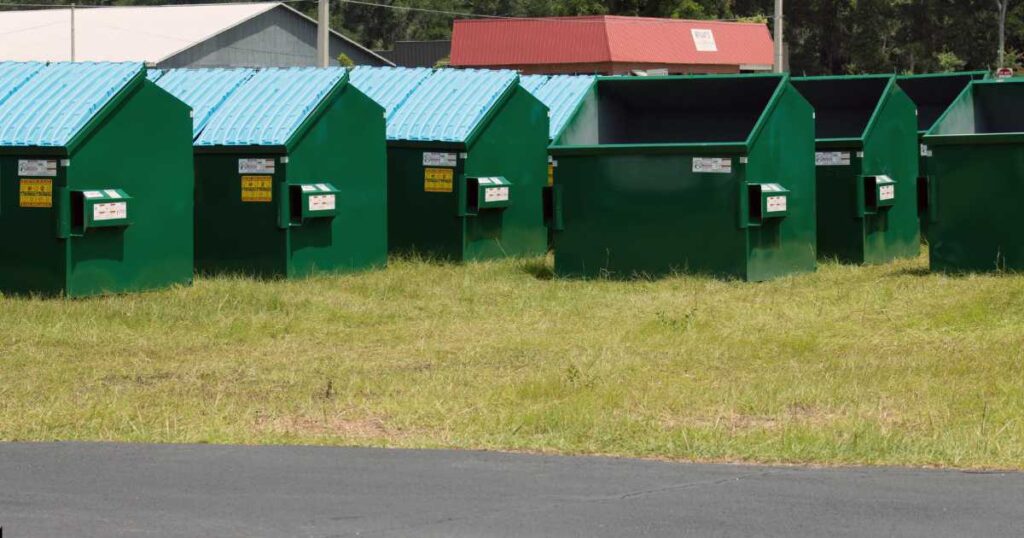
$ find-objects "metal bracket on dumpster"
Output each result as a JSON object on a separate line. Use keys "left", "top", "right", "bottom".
{"left": 461, "top": 176, "right": 511, "bottom": 217}
{"left": 860, "top": 175, "right": 896, "bottom": 216}
{"left": 745, "top": 183, "right": 789, "bottom": 227}
{"left": 58, "top": 188, "right": 131, "bottom": 238}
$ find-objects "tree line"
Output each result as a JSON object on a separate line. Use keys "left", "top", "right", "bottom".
{"left": 1, "top": 0, "right": 1019, "bottom": 74}
{"left": 335, "top": 0, "right": 1021, "bottom": 75}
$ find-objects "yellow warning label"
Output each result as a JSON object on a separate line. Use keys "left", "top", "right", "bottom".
{"left": 547, "top": 164, "right": 554, "bottom": 187}
{"left": 424, "top": 167, "right": 454, "bottom": 193}
{"left": 19, "top": 178, "right": 52, "bottom": 208}
{"left": 241, "top": 175, "right": 273, "bottom": 202}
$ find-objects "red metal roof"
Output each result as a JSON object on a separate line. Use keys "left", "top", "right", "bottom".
{"left": 450, "top": 16, "right": 774, "bottom": 69}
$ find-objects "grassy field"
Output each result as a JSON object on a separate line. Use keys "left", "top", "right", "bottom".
{"left": 2, "top": 252, "right": 1023, "bottom": 469}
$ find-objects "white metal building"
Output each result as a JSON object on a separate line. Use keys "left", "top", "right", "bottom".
{"left": 0, "top": 3, "right": 392, "bottom": 68}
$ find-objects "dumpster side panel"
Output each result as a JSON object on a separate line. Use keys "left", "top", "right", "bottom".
{"left": 553, "top": 152, "right": 747, "bottom": 279}
{"left": 387, "top": 146, "right": 465, "bottom": 259}
{"left": 745, "top": 83, "right": 817, "bottom": 281}
{"left": 929, "top": 143, "right": 1024, "bottom": 272}
{"left": 0, "top": 155, "right": 69, "bottom": 295}
{"left": 65, "top": 81, "right": 194, "bottom": 296}
{"left": 814, "top": 149, "right": 866, "bottom": 263}
{"left": 194, "top": 152, "right": 287, "bottom": 277}
{"left": 462, "top": 87, "right": 548, "bottom": 260}
{"left": 861, "top": 89, "right": 921, "bottom": 264}
{"left": 286, "top": 85, "right": 387, "bottom": 275}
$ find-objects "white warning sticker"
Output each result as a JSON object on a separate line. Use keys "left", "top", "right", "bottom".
{"left": 18, "top": 159, "right": 57, "bottom": 177}
{"left": 309, "top": 194, "right": 336, "bottom": 212}
{"left": 920, "top": 144, "right": 932, "bottom": 157}
{"left": 815, "top": 152, "right": 851, "bottom": 166}
{"left": 879, "top": 185, "right": 895, "bottom": 201}
{"left": 82, "top": 190, "right": 104, "bottom": 199}
{"left": 300, "top": 184, "right": 317, "bottom": 192}
{"left": 93, "top": 201, "right": 127, "bottom": 221}
{"left": 484, "top": 187, "right": 509, "bottom": 203}
{"left": 104, "top": 189, "right": 121, "bottom": 199}
{"left": 692, "top": 157, "right": 732, "bottom": 174}
{"left": 238, "top": 158, "right": 275, "bottom": 174}
{"left": 423, "top": 152, "right": 457, "bottom": 167}
{"left": 766, "top": 195, "right": 787, "bottom": 213}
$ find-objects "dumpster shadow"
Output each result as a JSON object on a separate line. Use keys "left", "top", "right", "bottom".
{"left": 889, "top": 267, "right": 931, "bottom": 277}
{"left": 519, "top": 257, "right": 554, "bottom": 280}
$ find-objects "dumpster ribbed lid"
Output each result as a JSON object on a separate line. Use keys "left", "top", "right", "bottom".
{"left": 520, "top": 74, "right": 550, "bottom": 94}
{"left": 196, "top": 67, "right": 346, "bottom": 147}
{"left": 349, "top": 66, "right": 432, "bottom": 119}
{"left": 0, "top": 61, "right": 45, "bottom": 106}
{"left": 156, "top": 68, "right": 256, "bottom": 138}
{"left": 387, "top": 68, "right": 517, "bottom": 143}
{"left": 526, "top": 75, "right": 595, "bottom": 139}
{"left": 0, "top": 61, "right": 142, "bottom": 147}
{"left": 147, "top": 69, "right": 165, "bottom": 82}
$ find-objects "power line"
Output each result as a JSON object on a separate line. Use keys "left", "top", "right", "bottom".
{"left": 0, "top": 0, "right": 772, "bottom": 23}
{"left": 335, "top": 0, "right": 506, "bottom": 19}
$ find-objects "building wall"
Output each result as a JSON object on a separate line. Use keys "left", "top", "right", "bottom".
{"left": 376, "top": 41, "right": 451, "bottom": 68}
{"left": 158, "top": 6, "right": 388, "bottom": 68}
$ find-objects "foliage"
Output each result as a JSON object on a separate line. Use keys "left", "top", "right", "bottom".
{"left": 330, "top": 0, "right": 1021, "bottom": 75}
{"left": 336, "top": 52, "right": 355, "bottom": 68}
{"left": 936, "top": 51, "right": 967, "bottom": 72}
{"left": 0, "top": 0, "right": 1018, "bottom": 74}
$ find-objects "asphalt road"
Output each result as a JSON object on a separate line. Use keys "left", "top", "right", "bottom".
{"left": 1, "top": 442, "right": 1022, "bottom": 537}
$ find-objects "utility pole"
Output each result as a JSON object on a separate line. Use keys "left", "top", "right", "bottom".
{"left": 317, "top": 0, "right": 329, "bottom": 67}
{"left": 773, "top": 0, "right": 783, "bottom": 73}
{"left": 996, "top": 0, "right": 1009, "bottom": 67}
{"left": 70, "top": 3, "right": 76, "bottom": 62}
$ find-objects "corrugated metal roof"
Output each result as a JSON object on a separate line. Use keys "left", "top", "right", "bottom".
{"left": 156, "top": 68, "right": 256, "bottom": 138}
{"left": 451, "top": 16, "right": 774, "bottom": 69}
{"left": 519, "top": 74, "right": 550, "bottom": 94}
{"left": 196, "top": 67, "right": 346, "bottom": 147}
{"left": 0, "top": 61, "right": 45, "bottom": 106}
{"left": 527, "top": 75, "right": 595, "bottom": 139}
{"left": 0, "top": 61, "right": 142, "bottom": 147}
{"left": 348, "top": 66, "right": 432, "bottom": 119}
{"left": 147, "top": 69, "right": 164, "bottom": 81}
{"left": 387, "top": 68, "right": 517, "bottom": 143}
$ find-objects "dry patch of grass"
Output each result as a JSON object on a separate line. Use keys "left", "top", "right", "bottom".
{"left": 1, "top": 251, "right": 1024, "bottom": 469}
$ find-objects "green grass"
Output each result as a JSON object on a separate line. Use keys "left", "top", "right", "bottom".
{"left": 2, "top": 252, "right": 1024, "bottom": 469}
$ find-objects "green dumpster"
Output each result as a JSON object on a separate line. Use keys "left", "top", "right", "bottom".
{"left": 353, "top": 67, "right": 549, "bottom": 261}
{"left": 924, "top": 78, "right": 1024, "bottom": 272}
{"left": 897, "top": 71, "right": 987, "bottom": 241}
{"left": 521, "top": 74, "right": 597, "bottom": 248}
{"left": 0, "top": 61, "right": 194, "bottom": 297}
{"left": 550, "top": 74, "right": 817, "bottom": 281}
{"left": 191, "top": 67, "right": 387, "bottom": 278}
{"left": 792, "top": 75, "right": 920, "bottom": 264}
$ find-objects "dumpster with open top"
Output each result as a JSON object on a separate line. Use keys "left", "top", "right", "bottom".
{"left": 549, "top": 74, "right": 817, "bottom": 281}
{"left": 0, "top": 61, "right": 193, "bottom": 297}
{"left": 792, "top": 75, "right": 919, "bottom": 264}
{"left": 924, "top": 78, "right": 1024, "bottom": 272}
{"left": 897, "top": 71, "right": 987, "bottom": 240}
